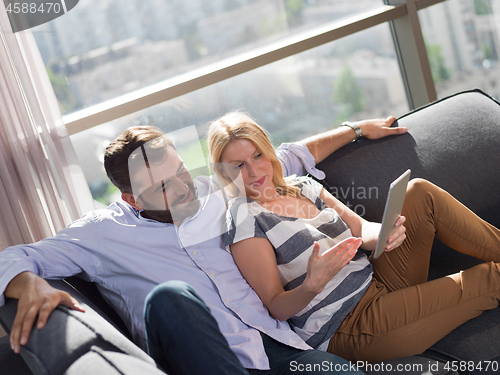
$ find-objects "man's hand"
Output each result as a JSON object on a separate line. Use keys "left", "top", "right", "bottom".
{"left": 5, "top": 272, "right": 85, "bottom": 354}
{"left": 357, "top": 116, "right": 407, "bottom": 140}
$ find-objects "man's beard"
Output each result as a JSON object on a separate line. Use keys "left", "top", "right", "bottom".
{"left": 141, "top": 183, "right": 199, "bottom": 224}
{"left": 141, "top": 208, "right": 174, "bottom": 224}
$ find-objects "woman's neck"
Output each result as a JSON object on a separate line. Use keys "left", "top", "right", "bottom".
{"left": 251, "top": 188, "right": 281, "bottom": 204}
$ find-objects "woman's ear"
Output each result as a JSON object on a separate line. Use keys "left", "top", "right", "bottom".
{"left": 215, "top": 164, "right": 229, "bottom": 178}
{"left": 122, "top": 193, "right": 143, "bottom": 210}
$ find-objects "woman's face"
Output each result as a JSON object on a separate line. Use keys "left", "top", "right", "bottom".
{"left": 219, "top": 138, "right": 275, "bottom": 201}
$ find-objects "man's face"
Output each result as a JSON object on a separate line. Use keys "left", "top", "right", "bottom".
{"left": 130, "top": 144, "right": 200, "bottom": 224}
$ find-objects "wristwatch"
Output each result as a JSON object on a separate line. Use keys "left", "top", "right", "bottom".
{"left": 341, "top": 121, "right": 363, "bottom": 142}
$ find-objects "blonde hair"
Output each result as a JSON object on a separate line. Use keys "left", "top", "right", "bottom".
{"left": 208, "top": 111, "right": 300, "bottom": 197}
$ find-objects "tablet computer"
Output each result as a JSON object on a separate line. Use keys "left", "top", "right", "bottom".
{"left": 373, "top": 169, "right": 411, "bottom": 259}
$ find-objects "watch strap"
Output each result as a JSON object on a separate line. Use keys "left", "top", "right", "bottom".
{"left": 341, "top": 121, "right": 363, "bottom": 142}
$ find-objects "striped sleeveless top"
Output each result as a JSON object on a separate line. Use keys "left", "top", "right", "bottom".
{"left": 224, "top": 177, "right": 373, "bottom": 350}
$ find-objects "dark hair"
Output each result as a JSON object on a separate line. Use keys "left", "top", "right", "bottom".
{"left": 104, "top": 125, "right": 172, "bottom": 194}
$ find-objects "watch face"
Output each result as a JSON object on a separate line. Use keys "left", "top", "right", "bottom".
{"left": 355, "top": 126, "right": 363, "bottom": 138}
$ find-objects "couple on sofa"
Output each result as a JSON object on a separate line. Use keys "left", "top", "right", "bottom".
{"left": 1, "top": 111, "right": 500, "bottom": 375}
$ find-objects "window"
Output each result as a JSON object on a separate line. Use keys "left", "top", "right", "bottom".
{"left": 33, "top": 0, "right": 383, "bottom": 115}
{"left": 30, "top": 0, "right": 455, "bottom": 205}
{"left": 419, "top": 0, "right": 500, "bottom": 100}
{"left": 70, "top": 22, "right": 408, "bottom": 206}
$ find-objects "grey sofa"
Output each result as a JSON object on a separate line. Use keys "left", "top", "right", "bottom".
{"left": 1, "top": 89, "right": 499, "bottom": 374}
{"left": 317, "top": 88, "right": 500, "bottom": 375}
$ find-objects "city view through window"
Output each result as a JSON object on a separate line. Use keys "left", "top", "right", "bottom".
{"left": 35, "top": 0, "right": 383, "bottom": 114}
{"left": 32, "top": 0, "right": 500, "bottom": 206}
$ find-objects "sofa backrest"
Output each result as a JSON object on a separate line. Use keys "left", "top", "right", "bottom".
{"left": 317, "top": 89, "right": 500, "bottom": 226}
{"left": 64, "top": 276, "right": 132, "bottom": 340}
{"left": 316, "top": 89, "right": 500, "bottom": 278}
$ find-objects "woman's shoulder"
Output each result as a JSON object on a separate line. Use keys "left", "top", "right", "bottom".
{"left": 227, "top": 195, "right": 253, "bottom": 211}
{"left": 224, "top": 196, "right": 269, "bottom": 245}
{"left": 287, "top": 175, "right": 324, "bottom": 199}
{"left": 286, "top": 175, "right": 321, "bottom": 188}
{"left": 226, "top": 196, "right": 263, "bottom": 221}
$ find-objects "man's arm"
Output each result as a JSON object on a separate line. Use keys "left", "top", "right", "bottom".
{"left": 5, "top": 272, "right": 84, "bottom": 354}
{"left": 300, "top": 116, "right": 407, "bottom": 164}
{"left": 0, "top": 217, "right": 100, "bottom": 353}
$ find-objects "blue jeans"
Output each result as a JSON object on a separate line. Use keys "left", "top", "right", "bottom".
{"left": 143, "top": 281, "right": 364, "bottom": 375}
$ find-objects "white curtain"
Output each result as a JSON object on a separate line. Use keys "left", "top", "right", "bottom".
{"left": 0, "top": 6, "right": 94, "bottom": 249}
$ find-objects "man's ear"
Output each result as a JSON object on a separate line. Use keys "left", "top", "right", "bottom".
{"left": 122, "top": 193, "right": 143, "bottom": 210}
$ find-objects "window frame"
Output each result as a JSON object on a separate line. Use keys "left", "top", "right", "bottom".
{"left": 63, "top": 0, "right": 446, "bottom": 136}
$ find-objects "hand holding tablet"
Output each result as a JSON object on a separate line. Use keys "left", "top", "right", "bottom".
{"left": 373, "top": 169, "right": 411, "bottom": 259}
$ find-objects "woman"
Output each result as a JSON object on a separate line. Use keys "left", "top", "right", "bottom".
{"left": 207, "top": 111, "right": 500, "bottom": 364}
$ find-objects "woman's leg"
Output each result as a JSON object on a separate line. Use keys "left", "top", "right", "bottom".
{"left": 372, "top": 178, "right": 500, "bottom": 291}
{"left": 328, "top": 178, "right": 500, "bottom": 363}
{"left": 328, "top": 261, "right": 500, "bottom": 363}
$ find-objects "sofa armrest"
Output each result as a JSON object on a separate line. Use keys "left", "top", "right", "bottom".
{"left": 0, "top": 280, "right": 158, "bottom": 375}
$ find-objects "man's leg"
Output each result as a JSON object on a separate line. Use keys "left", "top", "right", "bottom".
{"left": 249, "top": 334, "right": 364, "bottom": 375}
{"left": 143, "top": 280, "right": 249, "bottom": 375}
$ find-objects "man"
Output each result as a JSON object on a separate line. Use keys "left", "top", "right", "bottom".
{"left": 0, "top": 116, "right": 405, "bottom": 374}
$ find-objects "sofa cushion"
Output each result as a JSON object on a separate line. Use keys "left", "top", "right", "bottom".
{"left": 64, "top": 276, "right": 133, "bottom": 341}
{"left": 0, "top": 335, "right": 33, "bottom": 375}
{"left": 63, "top": 347, "right": 165, "bottom": 375}
{"left": 423, "top": 307, "right": 500, "bottom": 375}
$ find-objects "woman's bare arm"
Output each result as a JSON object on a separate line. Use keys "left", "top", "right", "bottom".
{"left": 319, "top": 188, "right": 406, "bottom": 252}
{"left": 230, "top": 236, "right": 361, "bottom": 321}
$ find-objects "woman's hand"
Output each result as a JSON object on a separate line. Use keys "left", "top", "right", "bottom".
{"left": 231, "top": 236, "right": 361, "bottom": 321}
{"left": 303, "top": 238, "right": 362, "bottom": 295}
{"left": 385, "top": 215, "right": 407, "bottom": 252}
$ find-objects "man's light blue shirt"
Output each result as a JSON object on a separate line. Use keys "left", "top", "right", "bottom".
{"left": 0, "top": 143, "right": 322, "bottom": 370}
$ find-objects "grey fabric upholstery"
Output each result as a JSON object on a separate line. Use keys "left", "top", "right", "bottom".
{"left": 425, "top": 307, "right": 500, "bottom": 375}
{"left": 316, "top": 88, "right": 500, "bottom": 374}
{"left": 0, "top": 89, "right": 499, "bottom": 374}
{"left": 63, "top": 347, "right": 165, "bottom": 375}
{"left": 0, "top": 280, "right": 158, "bottom": 375}
{"left": 317, "top": 88, "right": 500, "bottom": 223}
{"left": 317, "top": 88, "right": 500, "bottom": 278}
{"left": 0, "top": 335, "right": 33, "bottom": 375}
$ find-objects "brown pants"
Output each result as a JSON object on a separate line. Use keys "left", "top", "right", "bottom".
{"left": 327, "top": 179, "right": 500, "bottom": 363}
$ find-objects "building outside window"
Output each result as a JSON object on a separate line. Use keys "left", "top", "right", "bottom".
{"left": 30, "top": 0, "right": 500, "bottom": 206}
{"left": 419, "top": 0, "right": 500, "bottom": 99}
